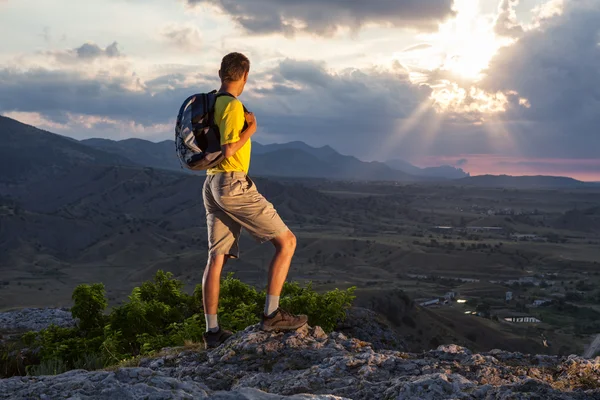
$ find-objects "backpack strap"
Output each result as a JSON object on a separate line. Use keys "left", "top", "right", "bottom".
{"left": 216, "top": 91, "right": 234, "bottom": 99}
{"left": 216, "top": 91, "right": 250, "bottom": 113}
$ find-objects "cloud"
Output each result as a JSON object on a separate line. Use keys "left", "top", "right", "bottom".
{"left": 494, "top": 0, "right": 524, "bottom": 38}
{"left": 49, "top": 42, "right": 123, "bottom": 64}
{"left": 402, "top": 43, "right": 433, "bottom": 53}
{"left": 185, "top": 0, "right": 455, "bottom": 36}
{"left": 530, "top": 0, "right": 565, "bottom": 27}
{"left": 481, "top": 0, "right": 600, "bottom": 158}
{"left": 76, "top": 42, "right": 121, "bottom": 59}
{"left": 161, "top": 24, "right": 202, "bottom": 50}
{"left": 0, "top": 67, "right": 212, "bottom": 130}
{"left": 2, "top": 0, "right": 599, "bottom": 166}
{"left": 0, "top": 54, "right": 435, "bottom": 152}
{"left": 455, "top": 158, "right": 468, "bottom": 166}
{"left": 249, "top": 58, "right": 431, "bottom": 122}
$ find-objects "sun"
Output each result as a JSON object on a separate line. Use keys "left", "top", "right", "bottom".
{"left": 397, "top": 0, "right": 510, "bottom": 82}
{"left": 392, "top": 0, "right": 526, "bottom": 113}
{"left": 430, "top": 0, "right": 507, "bottom": 80}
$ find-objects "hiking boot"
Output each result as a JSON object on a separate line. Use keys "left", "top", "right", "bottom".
{"left": 260, "top": 308, "right": 308, "bottom": 332}
{"left": 203, "top": 328, "right": 233, "bottom": 349}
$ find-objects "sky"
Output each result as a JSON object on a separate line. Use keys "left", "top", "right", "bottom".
{"left": 0, "top": 0, "right": 599, "bottom": 181}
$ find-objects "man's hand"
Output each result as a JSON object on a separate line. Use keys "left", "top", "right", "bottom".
{"left": 245, "top": 112, "right": 257, "bottom": 133}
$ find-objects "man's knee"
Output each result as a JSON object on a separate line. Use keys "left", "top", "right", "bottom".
{"left": 286, "top": 231, "right": 297, "bottom": 250}
{"left": 205, "top": 253, "right": 226, "bottom": 271}
{"left": 274, "top": 230, "right": 296, "bottom": 252}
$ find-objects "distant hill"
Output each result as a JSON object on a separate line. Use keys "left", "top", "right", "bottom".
{"left": 0, "top": 116, "right": 136, "bottom": 184}
{"left": 81, "top": 138, "right": 179, "bottom": 172}
{"left": 253, "top": 141, "right": 339, "bottom": 160}
{"left": 385, "top": 158, "right": 469, "bottom": 179}
{"left": 457, "top": 174, "right": 587, "bottom": 188}
{"left": 252, "top": 145, "right": 416, "bottom": 181}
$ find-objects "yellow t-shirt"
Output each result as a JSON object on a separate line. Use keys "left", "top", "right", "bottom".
{"left": 206, "top": 95, "right": 251, "bottom": 175}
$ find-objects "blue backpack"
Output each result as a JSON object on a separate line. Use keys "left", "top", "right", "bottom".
{"left": 175, "top": 90, "right": 234, "bottom": 171}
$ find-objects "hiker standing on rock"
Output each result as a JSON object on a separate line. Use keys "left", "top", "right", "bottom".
{"left": 202, "top": 52, "right": 308, "bottom": 349}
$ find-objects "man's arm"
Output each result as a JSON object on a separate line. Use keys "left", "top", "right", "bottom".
{"left": 222, "top": 112, "right": 256, "bottom": 158}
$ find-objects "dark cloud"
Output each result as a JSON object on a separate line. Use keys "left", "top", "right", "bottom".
{"left": 482, "top": 0, "right": 600, "bottom": 158}
{"left": 0, "top": 55, "right": 436, "bottom": 152}
{"left": 494, "top": 0, "right": 524, "bottom": 38}
{"left": 0, "top": 68, "right": 215, "bottom": 127}
{"left": 76, "top": 42, "right": 121, "bottom": 59}
{"left": 49, "top": 42, "right": 123, "bottom": 64}
{"left": 248, "top": 59, "right": 431, "bottom": 122}
{"left": 455, "top": 158, "right": 468, "bottom": 167}
{"left": 186, "top": 0, "right": 455, "bottom": 35}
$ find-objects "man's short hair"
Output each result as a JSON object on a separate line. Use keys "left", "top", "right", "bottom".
{"left": 220, "top": 52, "right": 250, "bottom": 83}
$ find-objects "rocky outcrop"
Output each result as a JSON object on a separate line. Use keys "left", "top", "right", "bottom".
{"left": 0, "top": 308, "right": 76, "bottom": 332}
{"left": 1, "top": 324, "right": 599, "bottom": 399}
{"left": 336, "top": 307, "right": 406, "bottom": 351}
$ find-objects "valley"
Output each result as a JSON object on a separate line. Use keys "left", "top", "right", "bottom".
{"left": 1, "top": 115, "right": 599, "bottom": 358}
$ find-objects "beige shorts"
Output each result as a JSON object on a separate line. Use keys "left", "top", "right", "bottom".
{"left": 203, "top": 172, "right": 289, "bottom": 258}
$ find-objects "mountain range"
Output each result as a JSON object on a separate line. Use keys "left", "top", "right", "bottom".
{"left": 84, "top": 138, "right": 417, "bottom": 181}
{"left": 82, "top": 137, "right": 471, "bottom": 181}
{"left": 1, "top": 115, "right": 595, "bottom": 188}
{"left": 82, "top": 136, "right": 596, "bottom": 188}
{"left": 83, "top": 138, "right": 445, "bottom": 182}
{"left": 385, "top": 158, "right": 469, "bottom": 179}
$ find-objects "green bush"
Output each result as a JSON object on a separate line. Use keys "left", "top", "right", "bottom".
{"left": 71, "top": 283, "right": 108, "bottom": 333}
{"left": 7, "top": 271, "right": 355, "bottom": 377}
{"left": 280, "top": 282, "right": 355, "bottom": 332}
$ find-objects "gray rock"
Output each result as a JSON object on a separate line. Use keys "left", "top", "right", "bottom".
{"left": 0, "top": 308, "right": 76, "bottom": 331}
{"left": 1, "top": 323, "right": 599, "bottom": 399}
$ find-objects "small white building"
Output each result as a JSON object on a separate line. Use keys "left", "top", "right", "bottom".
{"left": 506, "top": 291, "right": 513, "bottom": 302}
{"left": 504, "top": 316, "right": 542, "bottom": 323}
{"left": 532, "top": 299, "right": 551, "bottom": 307}
{"left": 419, "top": 298, "right": 440, "bottom": 307}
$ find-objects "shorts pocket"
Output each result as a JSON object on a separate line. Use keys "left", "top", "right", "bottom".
{"left": 230, "top": 178, "right": 246, "bottom": 195}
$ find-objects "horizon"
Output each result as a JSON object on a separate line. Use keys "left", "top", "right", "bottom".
{"left": 1, "top": 0, "right": 599, "bottom": 181}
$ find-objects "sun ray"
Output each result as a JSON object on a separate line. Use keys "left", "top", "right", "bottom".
{"left": 480, "top": 112, "right": 518, "bottom": 157}
{"left": 377, "top": 98, "right": 435, "bottom": 161}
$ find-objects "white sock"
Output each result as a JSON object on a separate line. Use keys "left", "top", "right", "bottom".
{"left": 264, "top": 295, "right": 280, "bottom": 317}
{"left": 205, "top": 314, "right": 219, "bottom": 333}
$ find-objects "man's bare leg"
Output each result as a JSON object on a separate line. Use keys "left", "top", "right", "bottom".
{"left": 203, "top": 254, "right": 227, "bottom": 331}
{"left": 262, "top": 230, "right": 297, "bottom": 317}
{"left": 261, "top": 229, "right": 308, "bottom": 330}
{"left": 266, "top": 230, "right": 297, "bottom": 297}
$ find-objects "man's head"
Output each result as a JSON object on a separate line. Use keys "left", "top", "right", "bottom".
{"left": 219, "top": 52, "right": 250, "bottom": 94}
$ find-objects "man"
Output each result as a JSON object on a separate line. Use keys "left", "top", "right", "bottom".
{"left": 202, "top": 52, "right": 308, "bottom": 349}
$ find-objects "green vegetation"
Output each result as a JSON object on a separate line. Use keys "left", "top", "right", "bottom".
{"left": 1, "top": 271, "right": 355, "bottom": 377}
